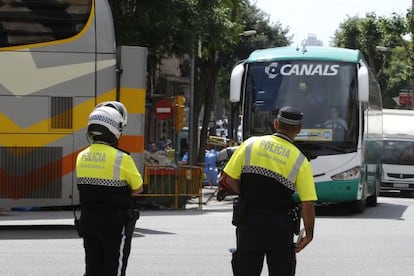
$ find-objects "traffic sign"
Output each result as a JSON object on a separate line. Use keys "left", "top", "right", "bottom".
{"left": 154, "top": 99, "right": 173, "bottom": 120}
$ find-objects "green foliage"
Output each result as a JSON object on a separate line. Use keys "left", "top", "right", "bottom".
{"left": 109, "top": 0, "right": 197, "bottom": 58}
{"left": 333, "top": 16, "right": 362, "bottom": 49}
{"left": 107, "top": 0, "right": 290, "bottom": 164}
{"left": 217, "top": 1, "right": 290, "bottom": 107}
{"left": 384, "top": 47, "right": 410, "bottom": 107}
{"left": 333, "top": 10, "right": 414, "bottom": 108}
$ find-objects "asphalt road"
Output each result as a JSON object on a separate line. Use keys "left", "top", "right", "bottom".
{"left": 0, "top": 193, "right": 413, "bottom": 276}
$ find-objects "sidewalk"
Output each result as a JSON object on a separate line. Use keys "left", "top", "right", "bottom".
{"left": 0, "top": 186, "right": 234, "bottom": 214}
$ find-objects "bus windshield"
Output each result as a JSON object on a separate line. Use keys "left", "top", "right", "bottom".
{"left": 243, "top": 61, "right": 359, "bottom": 156}
{"left": 383, "top": 140, "right": 414, "bottom": 165}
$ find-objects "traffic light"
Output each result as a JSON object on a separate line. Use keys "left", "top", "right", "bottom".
{"left": 174, "top": 95, "right": 186, "bottom": 132}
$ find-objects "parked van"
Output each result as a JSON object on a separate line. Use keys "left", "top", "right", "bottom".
{"left": 381, "top": 109, "right": 414, "bottom": 194}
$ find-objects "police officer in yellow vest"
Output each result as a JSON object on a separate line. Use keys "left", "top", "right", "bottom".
{"left": 76, "top": 101, "right": 143, "bottom": 276}
{"left": 222, "top": 106, "right": 317, "bottom": 276}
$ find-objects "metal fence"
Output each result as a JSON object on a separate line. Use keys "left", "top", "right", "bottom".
{"left": 140, "top": 165, "right": 203, "bottom": 209}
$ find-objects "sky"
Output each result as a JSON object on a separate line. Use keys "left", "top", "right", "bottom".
{"left": 254, "top": 0, "right": 412, "bottom": 46}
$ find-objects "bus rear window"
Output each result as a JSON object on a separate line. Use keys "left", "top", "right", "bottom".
{"left": 0, "top": 0, "right": 91, "bottom": 47}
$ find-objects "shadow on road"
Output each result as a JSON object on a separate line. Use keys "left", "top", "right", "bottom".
{"left": 0, "top": 224, "right": 175, "bottom": 240}
{"left": 133, "top": 227, "right": 175, "bottom": 237}
{"left": 0, "top": 224, "right": 80, "bottom": 240}
{"left": 316, "top": 197, "right": 409, "bottom": 220}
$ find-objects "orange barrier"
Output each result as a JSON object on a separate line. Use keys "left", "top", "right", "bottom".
{"left": 141, "top": 165, "right": 203, "bottom": 209}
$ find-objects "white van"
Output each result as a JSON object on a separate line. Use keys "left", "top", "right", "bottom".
{"left": 381, "top": 109, "right": 414, "bottom": 194}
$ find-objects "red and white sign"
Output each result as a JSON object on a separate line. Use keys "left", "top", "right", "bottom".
{"left": 154, "top": 99, "right": 173, "bottom": 120}
{"left": 399, "top": 91, "right": 413, "bottom": 106}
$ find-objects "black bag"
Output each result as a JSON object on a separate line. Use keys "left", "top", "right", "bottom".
{"left": 73, "top": 208, "right": 83, "bottom": 238}
{"left": 125, "top": 209, "right": 140, "bottom": 235}
{"left": 74, "top": 217, "right": 82, "bottom": 237}
{"left": 232, "top": 197, "right": 247, "bottom": 226}
{"left": 288, "top": 205, "right": 301, "bottom": 235}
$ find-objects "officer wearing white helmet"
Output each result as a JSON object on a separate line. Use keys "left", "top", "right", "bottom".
{"left": 223, "top": 106, "right": 317, "bottom": 276}
{"left": 76, "top": 101, "right": 143, "bottom": 276}
{"left": 94, "top": 101, "right": 128, "bottom": 129}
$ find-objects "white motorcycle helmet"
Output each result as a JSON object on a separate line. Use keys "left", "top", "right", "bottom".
{"left": 87, "top": 105, "right": 126, "bottom": 145}
{"left": 95, "top": 101, "right": 128, "bottom": 128}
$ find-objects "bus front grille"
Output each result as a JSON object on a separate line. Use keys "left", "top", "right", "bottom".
{"left": 387, "top": 173, "right": 414, "bottom": 179}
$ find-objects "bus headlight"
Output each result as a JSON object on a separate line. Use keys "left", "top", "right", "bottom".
{"left": 331, "top": 166, "right": 360, "bottom": 180}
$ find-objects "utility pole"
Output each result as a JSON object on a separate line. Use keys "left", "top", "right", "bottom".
{"left": 188, "top": 55, "right": 195, "bottom": 165}
{"left": 411, "top": 0, "right": 414, "bottom": 109}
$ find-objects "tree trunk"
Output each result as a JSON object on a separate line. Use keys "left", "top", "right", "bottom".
{"left": 187, "top": 53, "right": 225, "bottom": 165}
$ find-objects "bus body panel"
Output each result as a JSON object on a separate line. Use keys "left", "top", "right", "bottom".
{"left": 246, "top": 47, "right": 361, "bottom": 63}
{"left": 309, "top": 152, "right": 364, "bottom": 203}
{"left": 0, "top": 0, "right": 146, "bottom": 208}
{"left": 314, "top": 179, "right": 361, "bottom": 203}
{"left": 310, "top": 152, "right": 358, "bottom": 178}
{"left": 0, "top": 52, "right": 97, "bottom": 97}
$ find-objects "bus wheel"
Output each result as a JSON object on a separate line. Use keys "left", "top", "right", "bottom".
{"left": 347, "top": 200, "right": 365, "bottom": 214}
{"left": 366, "top": 190, "right": 378, "bottom": 207}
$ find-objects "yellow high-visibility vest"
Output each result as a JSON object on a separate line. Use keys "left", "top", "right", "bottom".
{"left": 224, "top": 135, "right": 317, "bottom": 201}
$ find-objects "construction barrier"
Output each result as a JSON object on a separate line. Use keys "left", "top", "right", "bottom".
{"left": 140, "top": 165, "right": 204, "bottom": 209}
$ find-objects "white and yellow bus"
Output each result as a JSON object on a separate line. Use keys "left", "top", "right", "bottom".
{"left": 0, "top": 0, "right": 147, "bottom": 208}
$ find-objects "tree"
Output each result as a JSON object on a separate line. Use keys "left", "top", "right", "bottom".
{"left": 108, "top": 0, "right": 198, "bottom": 93}
{"left": 216, "top": 1, "right": 290, "bottom": 144}
{"left": 380, "top": 10, "right": 414, "bottom": 107}
{"left": 191, "top": 1, "right": 291, "bottom": 164}
{"left": 189, "top": 0, "right": 242, "bottom": 164}
{"left": 383, "top": 46, "right": 411, "bottom": 107}
{"left": 334, "top": 14, "right": 384, "bottom": 78}
{"left": 333, "top": 12, "right": 411, "bottom": 108}
{"left": 107, "top": 0, "right": 290, "bottom": 165}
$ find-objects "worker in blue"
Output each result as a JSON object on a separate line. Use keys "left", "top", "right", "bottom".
{"left": 76, "top": 101, "right": 143, "bottom": 276}
{"left": 204, "top": 143, "right": 218, "bottom": 185}
{"left": 222, "top": 106, "right": 317, "bottom": 276}
{"left": 180, "top": 143, "right": 219, "bottom": 186}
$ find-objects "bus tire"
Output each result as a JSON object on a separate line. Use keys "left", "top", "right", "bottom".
{"left": 347, "top": 200, "right": 365, "bottom": 213}
{"left": 366, "top": 190, "right": 378, "bottom": 207}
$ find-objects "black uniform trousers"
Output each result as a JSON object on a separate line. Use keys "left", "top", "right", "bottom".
{"left": 80, "top": 210, "right": 137, "bottom": 276}
{"left": 232, "top": 212, "right": 295, "bottom": 276}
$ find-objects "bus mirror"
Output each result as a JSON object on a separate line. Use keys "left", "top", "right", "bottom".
{"left": 358, "top": 65, "right": 369, "bottom": 102}
{"left": 230, "top": 63, "right": 244, "bottom": 103}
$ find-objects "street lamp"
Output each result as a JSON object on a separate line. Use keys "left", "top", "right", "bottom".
{"left": 239, "top": 30, "right": 257, "bottom": 37}
{"left": 188, "top": 55, "right": 195, "bottom": 165}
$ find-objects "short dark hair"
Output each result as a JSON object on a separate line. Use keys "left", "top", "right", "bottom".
{"left": 277, "top": 121, "right": 301, "bottom": 133}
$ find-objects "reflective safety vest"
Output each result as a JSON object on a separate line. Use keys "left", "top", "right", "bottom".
{"left": 76, "top": 143, "right": 143, "bottom": 210}
{"left": 224, "top": 134, "right": 317, "bottom": 208}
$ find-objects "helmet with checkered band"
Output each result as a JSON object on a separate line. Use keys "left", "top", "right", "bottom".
{"left": 87, "top": 105, "right": 125, "bottom": 145}
{"left": 95, "top": 101, "right": 128, "bottom": 128}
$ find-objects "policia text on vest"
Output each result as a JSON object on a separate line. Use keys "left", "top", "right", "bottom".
{"left": 222, "top": 106, "right": 317, "bottom": 276}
